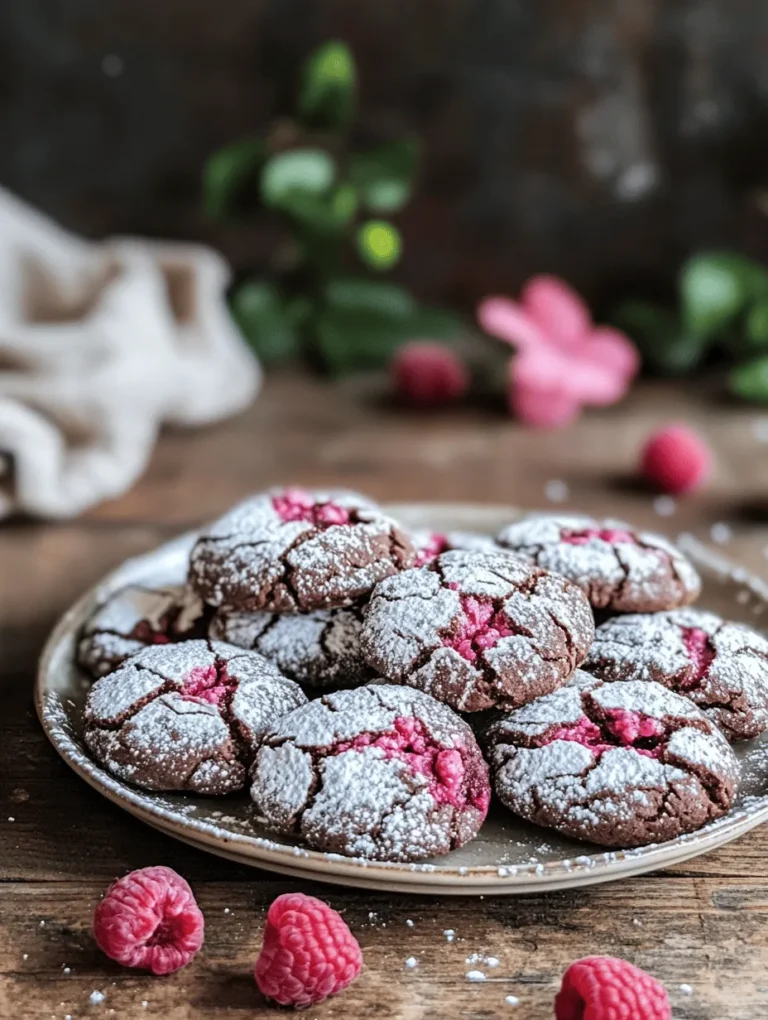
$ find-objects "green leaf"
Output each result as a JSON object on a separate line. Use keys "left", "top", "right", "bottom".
{"left": 325, "top": 277, "right": 415, "bottom": 318}
{"left": 408, "top": 306, "right": 464, "bottom": 341}
{"left": 679, "top": 253, "right": 766, "bottom": 340}
{"left": 260, "top": 149, "right": 335, "bottom": 209}
{"left": 315, "top": 306, "right": 413, "bottom": 373}
{"left": 230, "top": 281, "right": 299, "bottom": 363}
{"left": 746, "top": 298, "right": 768, "bottom": 349}
{"left": 298, "top": 40, "right": 356, "bottom": 130}
{"left": 730, "top": 357, "right": 768, "bottom": 402}
{"left": 612, "top": 300, "right": 706, "bottom": 376}
{"left": 356, "top": 220, "right": 402, "bottom": 271}
{"left": 203, "top": 138, "right": 265, "bottom": 221}
{"left": 348, "top": 139, "right": 420, "bottom": 213}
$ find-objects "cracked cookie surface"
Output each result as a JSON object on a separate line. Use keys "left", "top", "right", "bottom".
{"left": 77, "top": 584, "right": 208, "bottom": 679}
{"left": 188, "top": 487, "right": 415, "bottom": 613}
{"left": 585, "top": 608, "right": 768, "bottom": 741}
{"left": 360, "top": 549, "right": 594, "bottom": 712}
{"left": 484, "top": 671, "right": 740, "bottom": 847}
{"left": 496, "top": 513, "right": 701, "bottom": 612}
{"left": 249, "top": 684, "right": 491, "bottom": 862}
{"left": 83, "top": 639, "right": 307, "bottom": 795}
{"left": 209, "top": 603, "right": 375, "bottom": 690}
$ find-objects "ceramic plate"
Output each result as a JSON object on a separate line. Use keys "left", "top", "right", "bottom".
{"left": 36, "top": 504, "right": 768, "bottom": 895}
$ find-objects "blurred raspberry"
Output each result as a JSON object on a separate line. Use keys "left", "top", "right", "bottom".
{"left": 641, "top": 423, "right": 711, "bottom": 494}
{"left": 555, "top": 956, "right": 671, "bottom": 1020}
{"left": 254, "top": 892, "right": 362, "bottom": 1007}
{"left": 93, "top": 866, "right": 204, "bottom": 975}
{"left": 393, "top": 342, "right": 468, "bottom": 406}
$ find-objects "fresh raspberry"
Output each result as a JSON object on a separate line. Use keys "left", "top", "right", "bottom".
{"left": 393, "top": 342, "right": 468, "bottom": 406}
{"left": 254, "top": 893, "right": 362, "bottom": 1007}
{"left": 555, "top": 956, "right": 671, "bottom": 1020}
{"left": 640, "top": 424, "right": 711, "bottom": 494}
{"left": 93, "top": 866, "right": 204, "bottom": 975}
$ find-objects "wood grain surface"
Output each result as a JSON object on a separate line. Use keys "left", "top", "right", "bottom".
{"left": 3, "top": 371, "right": 768, "bottom": 1018}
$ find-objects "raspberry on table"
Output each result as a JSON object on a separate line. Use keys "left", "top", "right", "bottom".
{"left": 254, "top": 893, "right": 362, "bottom": 1007}
{"left": 392, "top": 341, "right": 468, "bottom": 406}
{"left": 93, "top": 866, "right": 204, "bottom": 975}
{"left": 640, "top": 423, "right": 711, "bottom": 495}
{"left": 555, "top": 956, "right": 671, "bottom": 1020}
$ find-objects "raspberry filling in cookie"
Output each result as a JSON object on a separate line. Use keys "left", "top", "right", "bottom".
{"left": 442, "top": 593, "right": 515, "bottom": 663}
{"left": 130, "top": 620, "right": 172, "bottom": 645}
{"left": 272, "top": 488, "right": 352, "bottom": 527}
{"left": 333, "top": 716, "right": 490, "bottom": 815}
{"left": 179, "top": 662, "right": 236, "bottom": 708}
{"left": 545, "top": 709, "right": 666, "bottom": 760}
{"left": 414, "top": 533, "right": 450, "bottom": 566}
{"left": 681, "top": 626, "right": 716, "bottom": 687}
{"left": 562, "top": 527, "right": 637, "bottom": 546}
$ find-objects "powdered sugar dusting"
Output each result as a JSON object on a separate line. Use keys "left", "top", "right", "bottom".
{"left": 485, "top": 673, "right": 739, "bottom": 847}
{"left": 77, "top": 584, "right": 206, "bottom": 679}
{"left": 210, "top": 603, "right": 373, "bottom": 689}
{"left": 361, "top": 550, "right": 594, "bottom": 713}
{"left": 586, "top": 609, "right": 768, "bottom": 741}
{"left": 496, "top": 513, "right": 701, "bottom": 612}
{"left": 250, "top": 685, "right": 490, "bottom": 862}
{"left": 83, "top": 640, "right": 306, "bottom": 794}
{"left": 189, "top": 488, "right": 415, "bottom": 613}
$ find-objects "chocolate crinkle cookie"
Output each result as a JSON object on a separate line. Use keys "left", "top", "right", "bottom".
{"left": 77, "top": 584, "right": 207, "bottom": 679}
{"left": 585, "top": 608, "right": 768, "bottom": 741}
{"left": 249, "top": 684, "right": 490, "bottom": 862}
{"left": 83, "top": 639, "right": 307, "bottom": 795}
{"left": 484, "top": 672, "right": 740, "bottom": 848}
{"left": 209, "top": 603, "right": 375, "bottom": 690}
{"left": 496, "top": 513, "right": 701, "bottom": 612}
{"left": 411, "top": 529, "right": 501, "bottom": 566}
{"left": 188, "top": 487, "right": 415, "bottom": 613}
{"left": 360, "top": 549, "right": 594, "bottom": 713}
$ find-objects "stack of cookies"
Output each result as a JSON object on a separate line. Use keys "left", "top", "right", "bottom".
{"left": 77, "top": 490, "right": 768, "bottom": 863}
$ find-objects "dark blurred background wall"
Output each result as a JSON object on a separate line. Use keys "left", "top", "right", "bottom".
{"left": 3, "top": 0, "right": 768, "bottom": 309}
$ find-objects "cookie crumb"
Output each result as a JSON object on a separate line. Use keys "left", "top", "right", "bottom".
{"left": 89, "top": 991, "right": 106, "bottom": 1005}
{"left": 405, "top": 919, "right": 414, "bottom": 927}
{"left": 62, "top": 966, "right": 71, "bottom": 974}
{"left": 22, "top": 954, "right": 28, "bottom": 961}
{"left": 141, "top": 1001, "right": 149, "bottom": 1009}
{"left": 405, "top": 957, "right": 419, "bottom": 969}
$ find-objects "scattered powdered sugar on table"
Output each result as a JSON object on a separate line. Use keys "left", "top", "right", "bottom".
{"left": 505, "top": 994, "right": 520, "bottom": 1006}
{"left": 544, "top": 480, "right": 569, "bottom": 504}
{"left": 679, "top": 983, "right": 693, "bottom": 995}
{"left": 710, "top": 522, "right": 733, "bottom": 545}
{"left": 89, "top": 991, "right": 106, "bottom": 1005}
{"left": 466, "top": 970, "right": 487, "bottom": 981}
{"left": 405, "top": 957, "right": 419, "bottom": 969}
{"left": 653, "top": 496, "right": 676, "bottom": 518}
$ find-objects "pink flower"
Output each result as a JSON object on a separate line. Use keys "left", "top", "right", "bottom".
{"left": 477, "top": 275, "right": 639, "bottom": 428}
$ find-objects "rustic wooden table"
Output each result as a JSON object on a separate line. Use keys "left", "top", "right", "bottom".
{"left": 4, "top": 372, "right": 768, "bottom": 1019}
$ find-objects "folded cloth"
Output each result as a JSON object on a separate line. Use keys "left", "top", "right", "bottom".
{"left": 0, "top": 188, "right": 260, "bottom": 518}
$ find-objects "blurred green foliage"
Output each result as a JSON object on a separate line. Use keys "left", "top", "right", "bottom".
{"left": 613, "top": 251, "right": 768, "bottom": 401}
{"left": 203, "top": 40, "right": 462, "bottom": 371}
